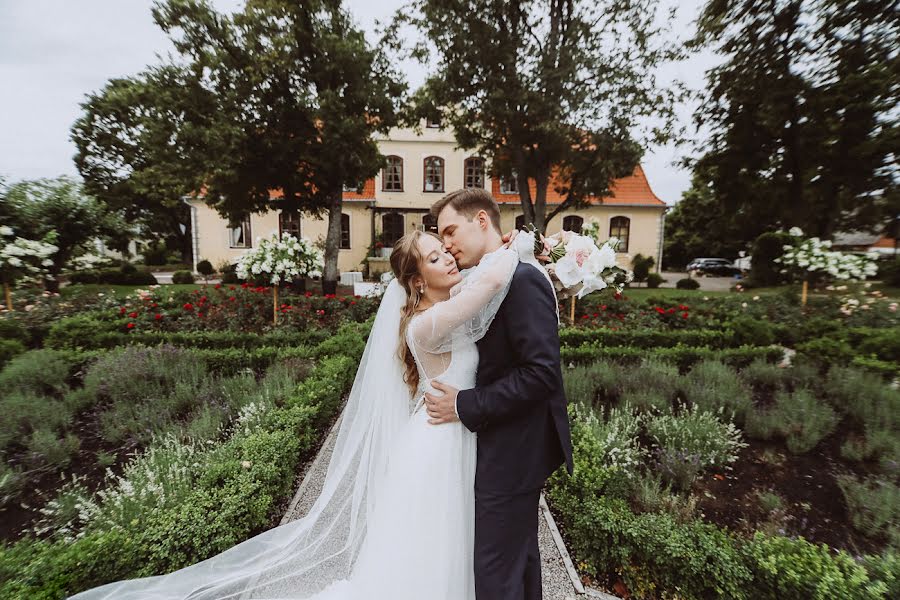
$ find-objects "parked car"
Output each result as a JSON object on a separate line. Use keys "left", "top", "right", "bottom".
{"left": 686, "top": 257, "right": 743, "bottom": 277}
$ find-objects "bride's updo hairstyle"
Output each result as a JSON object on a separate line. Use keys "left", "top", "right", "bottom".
{"left": 390, "top": 229, "right": 443, "bottom": 396}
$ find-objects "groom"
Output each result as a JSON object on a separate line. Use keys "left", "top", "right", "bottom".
{"left": 424, "top": 188, "right": 573, "bottom": 600}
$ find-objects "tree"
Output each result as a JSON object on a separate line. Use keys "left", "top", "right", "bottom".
{"left": 152, "top": 0, "right": 406, "bottom": 294}
{"left": 397, "top": 0, "right": 683, "bottom": 232}
{"left": 3, "top": 176, "right": 126, "bottom": 292}
{"left": 662, "top": 170, "right": 747, "bottom": 269}
{"left": 689, "top": 0, "right": 898, "bottom": 240}
{"left": 71, "top": 64, "right": 216, "bottom": 262}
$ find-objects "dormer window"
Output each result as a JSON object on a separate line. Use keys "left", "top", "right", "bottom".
{"left": 500, "top": 173, "right": 519, "bottom": 194}
{"left": 425, "top": 116, "right": 441, "bottom": 128}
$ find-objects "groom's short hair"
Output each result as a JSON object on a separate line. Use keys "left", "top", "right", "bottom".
{"left": 430, "top": 188, "right": 503, "bottom": 235}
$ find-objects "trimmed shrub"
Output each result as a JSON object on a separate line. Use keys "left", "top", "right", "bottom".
{"left": 676, "top": 277, "right": 700, "bottom": 290}
{"left": 646, "top": 272, "right": 665, "bottom": 288}
{"left": 750, "top": 231, "right": 792, "bottom": 286}
{"left": 196, "top": 260, "right": 214, "bottom": 280}
{"left": 172, "top": 270, "right": 195, "bottom": 284}
{"left": 728, "top": 315, "right": 776, "bottom": 347}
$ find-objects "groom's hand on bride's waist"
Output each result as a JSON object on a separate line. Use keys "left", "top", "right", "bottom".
{"left": 424, "top": 380, "right": 460, "bottom": 425}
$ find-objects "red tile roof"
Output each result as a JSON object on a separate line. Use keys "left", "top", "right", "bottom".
{"left": 492, "top": 165, "right": 665, "bottom": 206}
{"left": 872, "top": 235, "right": 896, "bottom": 248}
{"left": 191, "top": 165, "right": 664, "bottom": 207}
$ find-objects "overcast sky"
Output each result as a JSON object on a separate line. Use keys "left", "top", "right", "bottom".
{"left": 0, "top": 0, "right": 719, "bottom": 205}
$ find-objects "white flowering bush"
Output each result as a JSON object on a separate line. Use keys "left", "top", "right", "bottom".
{"left": 235, "top": 232, "right": 323, "bottom": 285}
{"left": 775, "top": 227, "right": 878, "bottom": 282}
{"left": 32, "top": 432, "right": 212, "bottom": 541}
{"left": 579, "top": 403, "right": 646, "bottom": 478}
{"left": 0, "top": 225, "right": 58, "bottom": 283}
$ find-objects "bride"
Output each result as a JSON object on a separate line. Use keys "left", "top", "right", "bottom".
{"left": 68, "top": 227, "right": 539, "bottom": 600}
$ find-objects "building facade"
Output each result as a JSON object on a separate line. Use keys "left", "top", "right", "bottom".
{"left": 186, "top": 122, "right": 669, "bottom": 277}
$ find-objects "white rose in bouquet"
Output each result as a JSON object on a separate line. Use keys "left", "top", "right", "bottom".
{"left": 524, "top": 224, "right": 631, "bottom": 300}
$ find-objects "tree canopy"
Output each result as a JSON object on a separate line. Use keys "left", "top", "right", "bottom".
{"left": 396, "top": 0, "right": 684, "bottom": 232}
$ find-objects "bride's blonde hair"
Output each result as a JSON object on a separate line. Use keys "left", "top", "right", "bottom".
{"left": 389, "top": 229, "right": 443, "bottom": 396}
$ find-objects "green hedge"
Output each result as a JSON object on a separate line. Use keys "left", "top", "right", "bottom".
{"left": 559, "top": 328, "right": 742, "bottom": 350}
{"left": 45, "top": 315, "right": 331, "bottom": 351}
{"left": 560, "top": 343, "right": 784, "bottom": 370}
{"left": 0, "top": 340, "right": 361, "bottom": 599}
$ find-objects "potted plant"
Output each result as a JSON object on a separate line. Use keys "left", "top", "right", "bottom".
{"left": 374, "top": 233, "right": 392, "bottom": 258}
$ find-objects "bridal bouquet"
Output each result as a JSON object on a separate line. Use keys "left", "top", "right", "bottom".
{"left": 524, "top": 224, "right": 632, "bottom": 300}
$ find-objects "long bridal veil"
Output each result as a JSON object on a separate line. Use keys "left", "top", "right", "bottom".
{"left": 69, "top": 279, "right": 412, "bottom": 600}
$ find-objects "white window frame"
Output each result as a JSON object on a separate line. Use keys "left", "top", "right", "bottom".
{"left": 229, "top": 216, "right": 252, "bottom": 248}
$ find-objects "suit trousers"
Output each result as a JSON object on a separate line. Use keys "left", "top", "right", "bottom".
{"left": 473, "top": 488, "right": 542, "bottom": 600}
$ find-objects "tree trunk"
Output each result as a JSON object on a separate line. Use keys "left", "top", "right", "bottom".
{"left": 323, "top": 187, "right": 342, "bottom": 296}
{"left": 3, "top": 281, "right": 12, "bottom": 311}
{"left": 533, "top": 172, "right": 549, "bottom": 233}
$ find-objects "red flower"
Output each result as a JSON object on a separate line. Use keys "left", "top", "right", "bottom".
{"left": 214, "top": 284, "right": 222, "bottom": 289}
{"left": 126, "top": 322, "right": 135, "bottom": 329}
{"left": 241, "top": 283, "right": 250, "bottom": 289}
{"left": 350, "top": 301, "right": 356, "bottom": 305}
{"left": 119, "top": 307, "right": 126, "bottom": 315}
{"left": 183, "top": 303, "right": 194, "bottom": 311}
{"left": 354, "top": 295, "right": 361, "bottom": 299}
{"left": 655, "top": 307, "right": 665, "bottom": 314}
{"left": 681, "top": 311, "right": 689, "bottom": 319}
{"left": 593, "top": 313, "right": 599, "bottom": 317}
{"left": 305, "top": 292, "right": 313, "bottom": 298}
{"left": 667, "top": 307, "right": 676, "bottom": 314}
{"left": 155, "top": 313, "right": 162, "bottom": 320}
{"left": 128, "top": 311, "right": 138, "bottom": 318}
{"left": 229, "top": 296, "right": 236, "bottom": 302}
{"left": 151, "top": 302, "right": 158, "bottom": 308}
{"left": 316, "top": 309, "right": 325, "bottom": 316}
{"left": 614, "top": 292, "right": 622, "bottom": 300}
{"left": 678, "top": 304, "right": 689, "bottom": 311}
{"left": 199, "top": 296, "right": 208, "bottom": 303}
{"left": 229, "top": 285, "right": 236, "bottom": 290}
{"left": 600, "top": 305, "right": 607, "bottom": 310}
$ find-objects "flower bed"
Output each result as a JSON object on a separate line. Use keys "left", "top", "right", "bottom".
{"left": 0, "top": 327, "right": 366, "bottom": 599}
{"left": 548, "top": 357, "right": 900, "bottom": 598}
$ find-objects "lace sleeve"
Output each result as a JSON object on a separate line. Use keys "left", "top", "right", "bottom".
{"left": 409, "top": 232, "right": 535, "bottom": 354}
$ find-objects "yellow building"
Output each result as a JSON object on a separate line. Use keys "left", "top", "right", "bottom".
{"left": 185, "top": 122, "right": 668, "bottom": 278}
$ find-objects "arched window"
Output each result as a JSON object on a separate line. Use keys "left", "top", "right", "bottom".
{"left": 382, "top": 156, "right": 403, "bottom": 192}
{"left": 382, "top": 213, "right": 404, "bottom": 246}
{"left": 562, "top": 215, "right": 584, "bottom": 234}
{"left": 515, "top": 215, "right": 525, "bottom": 230}
{"left": 464, "top": 157, "right": 485, "bottom": 188}
{"left": 423, "top": 156, "right": 445, "bottom": 192}
{"left": 422, "top": 214, "right": 438, "bottom": 233}
{"left": 609, "top": 216, "right": 630, "bottom": 253}
{"left": 340, "top": 213, "right": 351, "bottom": 249}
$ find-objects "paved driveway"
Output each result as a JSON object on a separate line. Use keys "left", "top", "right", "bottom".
{"left": 657, "top": 271, "right": 742, "bottom": 292}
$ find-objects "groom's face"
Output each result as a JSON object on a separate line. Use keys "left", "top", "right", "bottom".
{"left": 436, "top": 205, "right": 491, "bottom": 270}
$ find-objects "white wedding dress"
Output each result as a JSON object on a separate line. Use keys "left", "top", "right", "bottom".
{"left": 68, "top": 233, "right": 542, "bottom": 600}
{"left": 312, "top": 323, "right": 481, "bottom": 600}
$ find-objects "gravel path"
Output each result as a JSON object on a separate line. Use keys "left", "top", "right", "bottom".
{"left": 281, "top": 412, "right": 586, "bottom": 599}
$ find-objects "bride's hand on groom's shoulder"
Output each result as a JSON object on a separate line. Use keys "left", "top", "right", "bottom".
{"left": 501, "top": 229, "right": 519, "bottom": 248}
{"left": 424, "top": 380, "right": 460, "bottom": 426}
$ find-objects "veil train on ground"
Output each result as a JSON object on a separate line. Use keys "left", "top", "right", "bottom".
{"left": 69, "top": 279, "right": 412, "bottom": 600}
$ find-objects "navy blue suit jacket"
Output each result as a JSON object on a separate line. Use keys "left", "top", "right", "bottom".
{"left": 456, "top": 261, "right": 574, "bottom": 495}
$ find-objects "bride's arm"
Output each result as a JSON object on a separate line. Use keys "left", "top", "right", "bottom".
{"left": 409, "top": 246, "right": 518, "bottom": 353}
